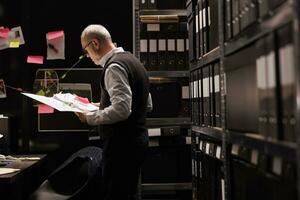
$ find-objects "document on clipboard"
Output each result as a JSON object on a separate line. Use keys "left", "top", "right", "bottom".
{"left": 22, "top": 92, "right": 98, "bottom": 113}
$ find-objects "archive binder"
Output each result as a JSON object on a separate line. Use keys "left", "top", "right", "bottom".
{"left": 248, "top": 0, "right": 258, "bottom": 26}
{"left": 202, "top": 65, "right": 210, "bottom": 126}
{"left": 162, "top": 23, "right": 177, "bottom": 70}
{"left": 208, "top": 0, "right": 219, "bottom": 50}
{"left": 202, "top": 0, "right": 209, "bottom": 54}
{"left": 158, "top": 38, "right": 167, "bottom": 69}
{"left": 187, "top": 0, "right": 197, "bottom": 62}
{"left": 197, "top": 68, "right": 203, "bottom": 126}
{"left": 258, "top": 0, "right": 269, "bottom": 18}
{"left": 277, "top": 24, "right": 296, "bottom": 142}
{"left": 225, "top": 44, "right": 258, "bottom": 133}
{"left": 191, "top": 71, "right": 195, "bottom": 124}
{"left": 209, "top": 64, "right": 215, "bottom": 126}
{"left": 147, "top": 0, "right": 157, "bottom": 9}
{"left": 264, "top": 33, "right": 278, "bottom": 139}
{"left": 140, "top": 23, "right": 149, "bottom": 68}
{"left": 147, "top": 24, "right": 159, "bottom": 70}
{"left": 214, "top": 62, "right": 221, "bottom": 127}
{"left": 198, "top": 145, "right": 223, "bottom": 200}
{"left": 176, "top": 22, "right": 188, "bottom": 70}
{"left": 195, "top": 1, "right": 200, "bottom": 58}
{"left": 140, "top": 0, "right": 148, "bottom": 9}
{"left": 256, "top": 37, "right": 269, "bottom": 138}
{"left": 193, "top": 71, "right": 199, "bottom": 125}
{"left": 198, "top": 0, "right": 204, "bottom": 57}
{"left": 232, "top": 0, "right": 240, "bottom": 36}
{"left": 225, "top": 0, "right": 233, "bottom": 40}
{"left": 239, "top": 0, "right": 248, "bottom": 30}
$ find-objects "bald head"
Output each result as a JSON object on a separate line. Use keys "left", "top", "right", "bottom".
{"left": 81, "top": 24, "right": 112, "bottom": 44}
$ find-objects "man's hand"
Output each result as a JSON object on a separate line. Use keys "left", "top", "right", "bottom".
{"left": 75, "top": 112, "right": 87, "bottom": 123}
{"left": 91, "top": 102, "right": 100, "bottom": 107}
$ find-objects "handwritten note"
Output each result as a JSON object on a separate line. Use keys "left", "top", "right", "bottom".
{"left": 46, "top": 30, "right": 64, "bottom": 40}
{"left": 46, "top": 30, "right": 65, "bottom": 60}
{"left": 0, "top": 28, "right": 10, "bottom": 38}
{"left": 27, "top": 55, "right": 44, "bottom": 64}
{"left": 38, "top": 104, "right": 54, "bottom": 114}
{"left": 9, "top": 39, "right": 20, "bottom": 48}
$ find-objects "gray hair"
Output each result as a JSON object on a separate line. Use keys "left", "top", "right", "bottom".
{"left": 81, "top": 24, "right": 112, "bottom": 43}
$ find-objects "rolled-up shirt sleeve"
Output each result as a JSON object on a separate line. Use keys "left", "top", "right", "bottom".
{"left": 85, "top": 64, "right": 132, "bottom": 125}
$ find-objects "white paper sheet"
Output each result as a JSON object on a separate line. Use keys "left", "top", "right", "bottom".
{"left": 22, "top": 92, "right": 98, "bottom": 113}
{"left": 0, "top": 168, "right": 20, "bottom": 175}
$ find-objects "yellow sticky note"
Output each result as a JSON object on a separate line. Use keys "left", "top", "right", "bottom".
{"left": 9, "top": 39, "right": 20, "bottom": 48}
{"left": 36, "top": 89, "right": 45, "bottom": 96}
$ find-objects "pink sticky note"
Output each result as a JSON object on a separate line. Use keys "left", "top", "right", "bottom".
{"left": 38, "top": 104, "right": 54, "bottom": 114}
{"left": 0, "top": 28, "right": 10, "bottom": 38}
{"left": 27, "top": 55, "right": 44, "bottom": 64}
{"left": 47, "top": 31, "right": 64, "bottom": 40}
{"left": 75, "top": 95, "right": 90, "bottom": 104}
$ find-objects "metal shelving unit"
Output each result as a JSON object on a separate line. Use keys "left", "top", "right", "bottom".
{"left": 225, "top": 130, "right": 297, "bottom": 161}
{"left": 147, "top": 71, "right": 190, "bottom": 78}
{"left": 147, "top": 117, "right": 192, "bottom": 127}
{"left": 190, "top": 47, "right": 221, "bottom": 70}
{"left": 140, "top": 9, "right": 187, "bottom": 16}
{"left": 224, "top": 1, "right": 293, "bottom": 56}
{"left": 292, "top": 0, "right": 300, "bottom": 197}
{"left": 192, "top": 126, "right": 224, "bottom": 141}
{"left": 133, "top": 0, "right": 192, "bottom": 196}
{"left": 189, "top": 0, "right": 300, "bottom": 199}
{"left": 142, "top": 182, "right": 192, "bottom": 191}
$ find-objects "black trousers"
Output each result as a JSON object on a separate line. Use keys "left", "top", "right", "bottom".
{"left": 100, "top": 137, "right": 147, "bottom": 200}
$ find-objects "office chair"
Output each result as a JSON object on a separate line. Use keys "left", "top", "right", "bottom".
{"left": 30, "top": 146, "right": 102, "bottom": 200}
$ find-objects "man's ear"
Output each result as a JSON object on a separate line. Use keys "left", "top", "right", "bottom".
{"left": 92, "top": 40, "right": 100, "bottom": 50}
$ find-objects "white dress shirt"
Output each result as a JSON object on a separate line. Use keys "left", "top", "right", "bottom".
{"left": 85, "top": 47, "right": 152, "bottom": 126}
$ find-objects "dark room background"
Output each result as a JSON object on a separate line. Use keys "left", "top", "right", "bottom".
{"left": 0, "top": 0, "right": 133, "bottom": 152}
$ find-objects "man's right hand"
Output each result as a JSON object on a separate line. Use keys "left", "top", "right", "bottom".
{"left": 91, "top": 102, "right": 100, "bottom": 107}
{"left": 75, "top": 112, "right": 87, "bottom": 123}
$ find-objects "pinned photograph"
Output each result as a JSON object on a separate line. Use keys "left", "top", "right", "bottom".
{"left": 0, "top": 79, "right": 7, "bottom": 98}
{"left": 9, "top": 26, "right": 25, "bottom": 45}
{"left": 0, "top": 27, "right": 10, "bottom": 50}
{"left": 46, "top": 30, "right": 65, "bottom": 60}
{"left": 0, "top": 26, "right": 25, "bottom": 50}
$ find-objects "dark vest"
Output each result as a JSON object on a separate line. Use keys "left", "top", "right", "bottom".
{"left": 99, "top": 51, "right": 149, "bottom": 144}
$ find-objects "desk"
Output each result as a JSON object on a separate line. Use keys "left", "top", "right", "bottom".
{"left": 0, "top": 155, "right": 47, "bottom": 199}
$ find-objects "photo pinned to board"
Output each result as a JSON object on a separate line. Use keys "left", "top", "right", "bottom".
{"left": 0, "top": 79, "right": 7, "bottom": 98}
{"left": 0, "top": 26, "right": 25, "bottom": 50}
{"left": 46, "top": 30, "right": 65, "bottom": 60}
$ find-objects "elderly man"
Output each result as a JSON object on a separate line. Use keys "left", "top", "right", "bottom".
{"left": 77, "top": 24, "right": 152, "bottom": 200}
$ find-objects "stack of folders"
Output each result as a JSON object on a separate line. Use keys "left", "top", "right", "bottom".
{"left": 256, "top": 23, "right": 295, "bottom": 142}
{"left": 191, "top": 138, "right": 224, "bottom": 200}
{"left": 186, "top": 0, "right": 219, "bottom": 61}
{"left": 230, "top": 144, "right": 297, "bottom": 200}
{"left": 190, "top": 61, "right": 221, "bottom": 128}
{"left": 226, "top": 23, "right": 295, "bottom": 142}
{"left": 187, "top": 0, "right": 197, "bottom": 62}
{"left": 192, "top": 0, "right": 219, "bottom": 59}
{"left": 140, "top": 18, "right": 189, "bottom": 71}
{"left": 225, "top": 0, "right": 288, "bottom": 41}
